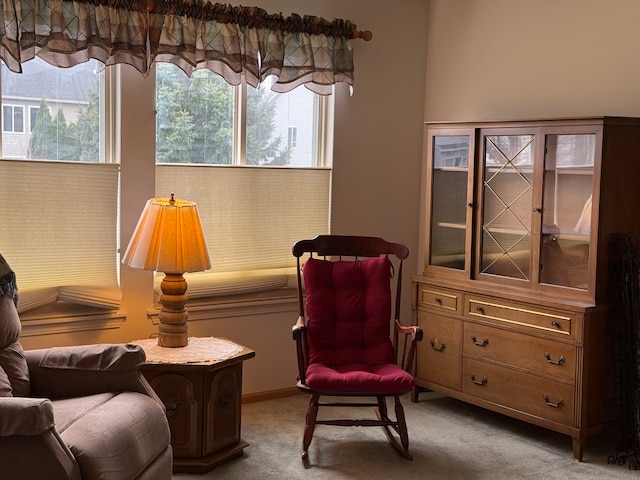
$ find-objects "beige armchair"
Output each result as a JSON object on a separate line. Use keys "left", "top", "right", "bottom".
{"left": 0, "top": 261, "right": 172, "bottom": 480}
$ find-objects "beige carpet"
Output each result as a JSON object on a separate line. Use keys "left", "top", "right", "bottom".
{"left": 173, "top": 392, "right": 638, "bottom": 479}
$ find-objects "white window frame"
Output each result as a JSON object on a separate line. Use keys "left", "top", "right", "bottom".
{"left": 3, "top": 104, "right": 24, "bottom": 133}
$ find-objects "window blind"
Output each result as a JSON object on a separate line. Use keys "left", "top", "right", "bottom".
{"left": 0, "top": 160, "right": 120, "bottom": 313}
{"left": 155, "top": 165, "right": 330, "bottom": 298}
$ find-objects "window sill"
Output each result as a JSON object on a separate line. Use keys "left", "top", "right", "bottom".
{"left": 19, "top": 302, "right": 127, "bottom": 337}
{"left": 147, "top": 288, "right": 299, "bottom": 324}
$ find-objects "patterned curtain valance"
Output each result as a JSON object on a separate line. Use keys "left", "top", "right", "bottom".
{"left": 0, "top": 0, "right": 368, "bottom": 94}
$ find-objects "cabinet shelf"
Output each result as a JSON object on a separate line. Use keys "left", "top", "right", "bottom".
{"left": 435, "top": 222, "right": 466, "bottom": 230}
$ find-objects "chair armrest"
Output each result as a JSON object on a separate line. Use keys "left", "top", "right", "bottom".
{"left": 292, "top": 316, "right": 308, "bottom": 386}
{"left": 0, "top": 397, "right": 54, "bottom": 437}
{"left": 394, "top": 320, "right": 423, "bottom": 373}
{"left": 25, "top": 344, "right": 156, "bottom": 400}
{"left": 395, "top": 320, "right": 424, "bottom": 342}
{"left": 292, "top": 316, "right": 305, "bottom": 340}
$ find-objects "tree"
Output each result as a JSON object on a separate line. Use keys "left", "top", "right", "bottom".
{"left": 28, "top": 100, "right": 75, "bottom": 160}
{"left": 246, "top": 83, "right": 291, "bottom": 166}
{"left": 156, "top": 64, "right": 289, "bottom": 165}
{"left": 28, "top": 78, "right": 100, "bottom": 162}
{"left": 75, "top": 84, "right": 101, "bottom": 162}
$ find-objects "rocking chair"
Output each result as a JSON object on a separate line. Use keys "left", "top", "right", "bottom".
{"left": 291, "top": 235, "right": 423, "bottom": 460}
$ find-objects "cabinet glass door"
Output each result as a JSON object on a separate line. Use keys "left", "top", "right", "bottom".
{"left": 481, "top": 134, "right": 535, "bottom": 281}
{"left": 540, "top": 133, "right": 595, "bottom": 289}
{"left": 428, "top": 133, "right": 472, "bottom": 272}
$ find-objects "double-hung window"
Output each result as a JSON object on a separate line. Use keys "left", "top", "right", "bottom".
{"left": 154, "top": 64, "right": 332, "bottom": 310}
{"left": 0, "top": 57, "right": 120, "bottom": 321}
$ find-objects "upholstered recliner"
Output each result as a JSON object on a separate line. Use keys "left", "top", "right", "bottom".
{"left": 0, "top": 256, "right": 173, "bottom": 480}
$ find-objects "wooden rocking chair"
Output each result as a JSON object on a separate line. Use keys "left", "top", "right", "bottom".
{"left": 291, "top": 235, "right": 423, "bottom": 460}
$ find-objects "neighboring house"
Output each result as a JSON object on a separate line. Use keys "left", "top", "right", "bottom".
{"left": 1, "top": 58, "right": 95, "bottom": 159}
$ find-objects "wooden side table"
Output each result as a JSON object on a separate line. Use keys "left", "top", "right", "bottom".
{"left": 136, "top": 337, "right": 255, "bottom": 474}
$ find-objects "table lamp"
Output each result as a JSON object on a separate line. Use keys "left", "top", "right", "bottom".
{"left": 122, "top": 194, "right": 211, "bottom": 347}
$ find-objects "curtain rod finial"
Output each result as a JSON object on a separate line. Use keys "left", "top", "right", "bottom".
{"left": 353, "top": 30, "right": 373, "bottom": 41}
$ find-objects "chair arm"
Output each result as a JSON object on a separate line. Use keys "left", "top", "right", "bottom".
{"left": 25, "top": 344, "right": 156, "bottom": 400}
{"left": 292, "top": 316, "right": 306, "bottom": 340}
{"left": 0, "top": 398, "right": 80, "bottom": 480}
{"left": 394, "top": 320, "right": 423, "bottom": 373}
{"left": 395, "top": 320, "right": 424, "bottom": 342}
{"left": 292, "top": 316, "right": 308, "bottom": 386}
{"left": 0, "top": 397, "right": 54, "bottom": 437}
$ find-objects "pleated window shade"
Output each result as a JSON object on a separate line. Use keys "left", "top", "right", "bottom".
{"left": 155, "top": 165, "right": 330, "bottom": 299}
{"left": 0, "top": 160, "right": 120, "bottom": 313}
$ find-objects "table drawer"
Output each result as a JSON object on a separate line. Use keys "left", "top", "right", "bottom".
{"left": 417, "top": 285, "right": 461, "bottom": 314}
{"left": 417, "top": 311, "right": 462, "bottom": 390}
{"left": 463, "top": 323, "right": 576, "bottom": 382}
{"left": 462, "top": 358, "right": 574, "bottom": 427}
{"left": 465, "top": 296, "right": 575, "bottom": 339}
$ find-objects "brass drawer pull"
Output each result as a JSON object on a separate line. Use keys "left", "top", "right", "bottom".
{"left": 475, "top": 305, "right": 485, "bottom": 314}
{"left": 429, "top": 339, "right": 446, "bottom": 352}
{"left": 551, "top": 321, "right": 560, "bottom": 328}
{"left": 471, "top": 335, "right": 489, "bottom": 347}
{"left": 543, "top": 394, "right": 564, "bottom": 408}
{"left": 434, "top": 296, "right": 442, "bottom": 304}
{"left": 544, "top": 352, "right": 566, "bottom": 365}
{"left": 469, "top": 374, "right": 488, "bottom": 386}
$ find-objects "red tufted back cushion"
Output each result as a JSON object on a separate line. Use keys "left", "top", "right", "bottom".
{"left": 303, "top": 255, "right": 394, "bottom": 367}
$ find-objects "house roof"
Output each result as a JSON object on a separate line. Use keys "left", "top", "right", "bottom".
{"left": 1, "top": 57, "right": 97, "bottom": 102}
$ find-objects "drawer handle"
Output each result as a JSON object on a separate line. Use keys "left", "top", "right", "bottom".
{"left": 543, "top": 394, "right": 564, "bottom": 408}
{"left": 163, "top": 399, "right": 180, "bottom": 417}
{"left": 429, "top": 339, "right": 446, "bottom": 352}
{"left": 471, "top": 335, "right": 489, "bottom": 347}
{"left": 469, "top": 374, "right": 488, "bottom": 386}
{"left": 475, "top": 305, "right": 485, "bottom": 314}
{"left": 544, "top": 352, "right": 566, "bottom": 366}
{"left": 551, "top": 321, "right": 561, "bottom": 328}
{"left": 434, "top": 296, "right": 442, "bottom": 303}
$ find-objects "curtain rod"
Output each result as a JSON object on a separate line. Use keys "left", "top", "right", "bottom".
{"left": 140, "top": 0, "right": 373, "bottom": 41}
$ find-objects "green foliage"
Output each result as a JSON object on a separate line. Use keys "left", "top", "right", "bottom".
{"left": 156, "top": 64, "right": 289, "bottom": 165}
{"left": 28, "top": 79, "right": 100, "bottom": 162}
{"left": 28, "top": 64, "right": 290, "bottom": 165}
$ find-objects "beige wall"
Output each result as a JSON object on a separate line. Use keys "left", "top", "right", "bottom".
{"left": 425, "top": 0, "right": 640, "bottom": 121}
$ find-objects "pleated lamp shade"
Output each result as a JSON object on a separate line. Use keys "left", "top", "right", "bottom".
{"left": 122, "top": 195, "right": 211, "bottom": 274}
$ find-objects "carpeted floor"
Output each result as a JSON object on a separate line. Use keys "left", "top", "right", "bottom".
{"left": 173, "top": 392, "right": 638, "bottom": 479}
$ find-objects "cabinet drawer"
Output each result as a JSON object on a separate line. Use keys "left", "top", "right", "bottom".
{"left": 417, "top": 311, "right": 462, "bottom": 390}
{"left": 463, "top": 323, "right": 576, "bottom": 382}
{"left": 417, "top": 285, "right": 461, "bottom": 314}
{"left": 462, "top": 358, "right": 574, "bottom": 427}
{"left": 465, "top": 296, "right": 575, "bottom": 339}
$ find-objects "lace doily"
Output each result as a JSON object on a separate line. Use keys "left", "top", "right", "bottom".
{"left": 133, "top": 337, "right": 244, "bottom": 364}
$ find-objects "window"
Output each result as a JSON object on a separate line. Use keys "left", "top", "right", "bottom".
{"left": 3, "top": 105, "right": 24, "bottom": 133}
{"left": 288, "top": 127, "right": 298, "bottom": 149}
{"left": 0, "top": 57, "right": 119, "bottom": 316}
{"left": 155, "top": 64, "right": 332, "bottom": 304}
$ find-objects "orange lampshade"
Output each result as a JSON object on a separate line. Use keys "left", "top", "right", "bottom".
{"left": 122, "top": 194, "right": 211, "bottom": 274}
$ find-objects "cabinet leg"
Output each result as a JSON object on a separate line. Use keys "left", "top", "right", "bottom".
{"left": 572, "top": 436, "right": 585, "bottom": 462}
{"left": 412, "top": 385, "right": 430, "bottom": 403}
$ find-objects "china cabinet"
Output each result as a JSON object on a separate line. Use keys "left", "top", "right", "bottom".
{"left": 412, "top": 117, "right": 640, "bottom": 460}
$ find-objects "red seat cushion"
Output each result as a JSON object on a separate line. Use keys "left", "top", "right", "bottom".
{"left": 302, "top": 256, "right": 414, "bottom": 394}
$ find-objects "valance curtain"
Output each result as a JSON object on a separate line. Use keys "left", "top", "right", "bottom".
{"left": 0, "top": 0, "right": 358, "bottom": 94}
